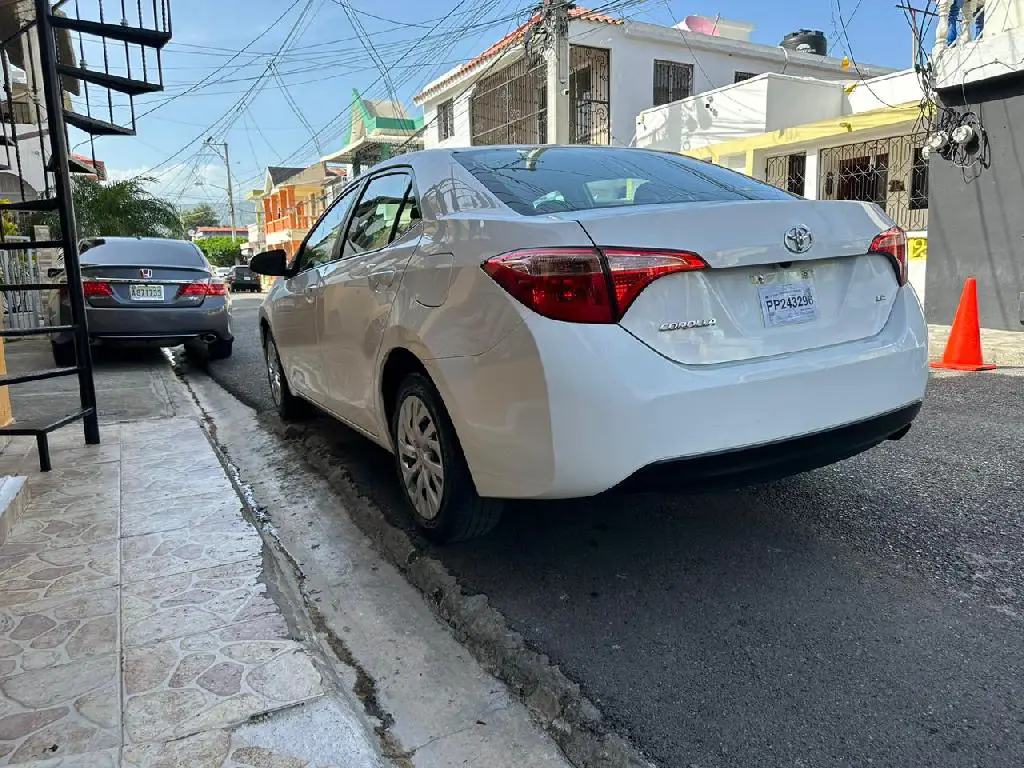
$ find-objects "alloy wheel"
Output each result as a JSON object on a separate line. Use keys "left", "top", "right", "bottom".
{"left": 266, "top": 340, "right": 283, "bottom": 407}
{"left": 396, "top": 395, "right": 444, "bottom": 520}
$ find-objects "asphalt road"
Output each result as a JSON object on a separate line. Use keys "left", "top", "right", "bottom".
{"left": 204, "top": 302, "right": 1024, "bottom": 767}
{"left": 207, "top": 293, "right": 273, "bottom": 411}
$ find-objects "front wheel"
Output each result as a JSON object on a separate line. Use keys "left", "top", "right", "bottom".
{"left": 391, "top": 373, "right": 503, "bottom": 542}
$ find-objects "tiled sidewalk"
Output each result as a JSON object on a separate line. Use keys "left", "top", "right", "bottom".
{"left": 0, "top": 419, "right": 355, "bottom": 767}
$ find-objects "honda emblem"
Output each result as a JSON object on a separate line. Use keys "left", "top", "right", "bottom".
{"left": 140, "top": 268, "right": 153, "bottom": 279}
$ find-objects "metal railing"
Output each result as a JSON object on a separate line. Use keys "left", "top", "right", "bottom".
{"left": 819, "top": 133, "right": 929, "bottom": 232}
{"left": 470, "top": 53, "right": 548, "bottom": 146}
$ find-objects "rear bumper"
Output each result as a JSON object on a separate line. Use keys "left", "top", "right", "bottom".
{"left": 431, "top": 286, "right": 929, "bottom": 499}
{"left": 616, "top": 401, "right": 921, "bottom": 493}
{"left": 52, "top": 301, "right": 233, "bottom": 344}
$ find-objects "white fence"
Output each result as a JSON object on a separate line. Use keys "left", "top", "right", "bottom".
{"left": 0, "top": 236, "right": 44, "bottom": 330}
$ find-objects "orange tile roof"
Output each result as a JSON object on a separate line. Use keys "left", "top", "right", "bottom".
{"left": 414, "top": 7, "right": 622, "bottom": 102}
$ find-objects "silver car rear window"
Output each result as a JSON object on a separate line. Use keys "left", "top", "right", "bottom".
{"left": 452, "top": 146, "right": 794, "bottom": 216}
{"left": 79, "top": 238, "right": 207, "bottom": 267}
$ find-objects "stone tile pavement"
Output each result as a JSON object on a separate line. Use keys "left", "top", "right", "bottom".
{"left": 0, "top": 419, "right": 381, "bottom": 767}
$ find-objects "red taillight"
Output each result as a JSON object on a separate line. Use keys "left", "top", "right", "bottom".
{"left": 870, "top": 227, "right": 908, "bottom": 286}
{"left": 482, "top": 247, "right": 706, "bottom": 323}
{"left": 178, "top": 281, "right": 227, "bottom": 298}
{"left": 603, "top": 247, "right": 706, "bottom": 318}
{"left": 82, "top": 281, "right": 113, "bottom": 298}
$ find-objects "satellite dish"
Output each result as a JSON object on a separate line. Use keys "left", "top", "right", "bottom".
{"left": 683, "top": 15, "right": 720, "bottom": 35}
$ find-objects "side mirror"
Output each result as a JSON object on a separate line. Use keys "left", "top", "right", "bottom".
{"left": 47, "top": 267, "right": 64, "bottom": 278}
{"left": 249, "top": 248, "right": 288, "bottom": 277}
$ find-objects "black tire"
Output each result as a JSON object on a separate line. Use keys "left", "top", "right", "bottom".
{"left": 51, "top": 339, "right": 76, "bottom": 367}
{"left": 207, "top": 338, "right": 233, "bottom": 360}
{"left": 391, "top": 373, "right": 503, "bottom": 542}
{"left": 264, "top": 332, "right": 309, "bottom": 420}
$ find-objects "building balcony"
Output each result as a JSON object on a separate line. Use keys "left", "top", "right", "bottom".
{"left": 933, "top": 0, "right": 1024, "bottom": 89}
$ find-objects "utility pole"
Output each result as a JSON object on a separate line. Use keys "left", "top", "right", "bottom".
{"left": 205, "top": 138, "right": 238, "bottom": 245}
{"left": 540, "top": 0, "right": 571, "bottom": 145}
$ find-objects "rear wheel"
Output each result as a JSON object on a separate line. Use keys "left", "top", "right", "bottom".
{"left": 51, "top": 340, "right": 76, "bottom": 367}
{"left": 207, "top": 338, "right": 233, "bottom": 360}
{"left": 391, "top": 373, "right": 503, "bottom": 542}
{"left": 265, "top": 333, "right": 308, "bottom": 420}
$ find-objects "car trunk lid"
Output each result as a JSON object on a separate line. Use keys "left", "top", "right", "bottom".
{"left": 569, "top": 199, "right": 902, "bottom": 366}
{"left": 81, "top": 263, "right": 214, "bottom": 308}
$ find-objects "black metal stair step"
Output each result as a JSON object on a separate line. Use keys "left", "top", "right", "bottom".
{"left": 0, "top": 241, "right": 64, "bottom": 251}
{"left": 0, "top": 198, "right": 60, "bottom": 212}
{"left": 0, "top": 367, "right": 78, "bottom": 387}
{"left": 57, "top": 65, "right": 163, "bottom": 96}
{"left": 48, "top": 16, "right": 172, "bottom": 49}
{"left": 0, "top": 408, "right": 94, "bottom": 437}
{"left": 63, "top": 110, "right": 135, "bottom": 137}
{"left": 0, "top": 283, "right": 62, "bottom": 292}
{"left": 0, "top": 325, "right": 75, "bottom": 338}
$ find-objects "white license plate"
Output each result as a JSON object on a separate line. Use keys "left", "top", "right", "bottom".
{"left": 129, "top": 284, "right": 163, "bottom": 301}
{"left": 758, "top": 282, "right": 817, "bottom": 327}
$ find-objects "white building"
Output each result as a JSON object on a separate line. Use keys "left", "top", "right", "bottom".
{"left": 413, "top": 8, "right": 892, "bottom": 149}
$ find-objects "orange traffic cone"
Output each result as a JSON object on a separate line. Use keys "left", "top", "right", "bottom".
{"left": 930, "top": 277, "right": 996, "bottom": 371}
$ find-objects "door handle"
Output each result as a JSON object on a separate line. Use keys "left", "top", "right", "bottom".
{"left": 369, "top": 268, "right": 397, "bottom": 290}
{"left": 303, "top": 276, "right": 324, "bottom": 302}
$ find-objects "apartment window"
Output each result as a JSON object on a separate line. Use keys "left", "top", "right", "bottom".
{"left": 653, "top": 60, "right": 693, "bottom": 106}
{"left": 910, "top": 147, "right": 928, "bottom": 210}
{"left": 437, "top": 99, "right": 455, "bottom": 142}
{"left": 734, "top": 71, "right": 756, "bottom": 83}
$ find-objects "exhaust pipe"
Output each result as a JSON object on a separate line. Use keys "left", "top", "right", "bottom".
{"left": 200, "top": 333, "right": 219, "bottom": 344}
{"left": 887, "top": 424, "right": 912, "bottom": 441}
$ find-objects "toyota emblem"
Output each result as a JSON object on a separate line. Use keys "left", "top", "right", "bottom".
{"left": 783, "top": 226, "right": 813, "bottom": 254}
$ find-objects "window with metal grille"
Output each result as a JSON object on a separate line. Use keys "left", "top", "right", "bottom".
{"left": 437, "top": 99, "right": 455, "bottom": 142}
{"left": 653, "top": 60, "right": 693, "bottom": 106}
{"left": 910, "top": 147, "right": 928, "bottom": 210}
{"left": 734, "top": 71, "right": 756, "bottom": 83}
{"left": 764, "top": 152, "right": 806, "bottom": 196}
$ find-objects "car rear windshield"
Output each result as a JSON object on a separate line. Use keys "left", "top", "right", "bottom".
{"left": 79, "top": 238, "right": 208, "bottom": 267}
{"left": 452, "top": 146, "right": 794, "bottom": 216}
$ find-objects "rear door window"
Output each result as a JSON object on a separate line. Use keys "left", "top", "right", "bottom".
{"left": 453, "top": 147, "right": 793, "bottom": 216}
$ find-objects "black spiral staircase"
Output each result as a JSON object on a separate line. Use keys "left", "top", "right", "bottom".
{"left": 0, "top": 0, "right": 172, "bottom": 470}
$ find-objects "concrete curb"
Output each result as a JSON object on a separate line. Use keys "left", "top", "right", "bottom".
{"left": 260, "top": 413, "right": 653, "bottom": 768}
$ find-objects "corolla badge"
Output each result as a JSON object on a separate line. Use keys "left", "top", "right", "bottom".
{"left": 783, "top": 225, "right": 813, "bottom": 254}
{"left": 659, "top": 318, "right": 717, "bottom": 332}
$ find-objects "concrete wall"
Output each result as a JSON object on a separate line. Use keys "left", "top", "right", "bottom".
{"left": 421, "top": 87, "right": 475, "bottom": 150}
{"left": 926, "top": 76, "right": 1024, "bottom": 332}
{"left": 637, "top": 75, "right": 847, "bottom": 153}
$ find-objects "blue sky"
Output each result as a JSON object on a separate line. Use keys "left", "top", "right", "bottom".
{"left": 75, "top": 0, "right": 923, "bottom": 223}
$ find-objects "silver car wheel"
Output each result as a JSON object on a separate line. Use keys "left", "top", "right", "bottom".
{"left": 396, "top": 395, "right": 444, "bottom": 521}
{"left": 266, "top": 339, "right": 283, "bottom": 407}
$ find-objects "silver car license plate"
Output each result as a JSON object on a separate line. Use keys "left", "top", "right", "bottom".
{"left": 129, "top": 284, "right": 163, "bottom": 301}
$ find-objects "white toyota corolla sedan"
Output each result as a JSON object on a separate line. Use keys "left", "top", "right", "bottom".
{"left": 251, "top": 146, "right": 928, "bottom": 542}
